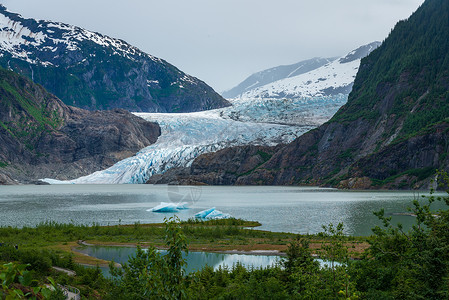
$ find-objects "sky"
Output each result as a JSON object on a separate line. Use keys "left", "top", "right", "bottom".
{"left": 1, "top": 0, "right": 425, "bottom": 93}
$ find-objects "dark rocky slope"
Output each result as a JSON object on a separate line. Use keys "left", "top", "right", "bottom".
{"left": 155, "top": 0, "right": 449, "bottom": 189}
{"left": 0, "top": 67, "right": 160, "bottom": 184}
{"left": 0, "top": 5, "right": 229, "bottom": 113}
{"left": 148, "top": 145, "right": 282, "bottom": 185}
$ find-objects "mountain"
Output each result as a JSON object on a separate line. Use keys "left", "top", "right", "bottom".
{"left": 222, "top": 57, "right": 335, "bottom": 98}
{"left": 0, "top": 67, "right": 161, "bottom": 184}
{"left": 0, "top": 5, "right": 229, "bottom": 112}
{"left": 155, "top": 0, "right": 449, "bottom": 189}
{"left": 232, "top": 42, "right": 380, "bottom": 100}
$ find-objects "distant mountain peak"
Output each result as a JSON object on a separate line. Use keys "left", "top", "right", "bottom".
{"left": 339, "top": 41, "right": 381, "bottom": 64}
{"left": 222, "top": 57, "right": 336, "bottom": 99}
{"left": 231, "top": 42, "right": 380, "bottom": 100}
{"left": 0, "top": 7, "right": 159, "bottom": 65}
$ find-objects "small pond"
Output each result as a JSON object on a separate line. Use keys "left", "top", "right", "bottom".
{"left": 76, "top": 246, "right": 283, "bottom": 276}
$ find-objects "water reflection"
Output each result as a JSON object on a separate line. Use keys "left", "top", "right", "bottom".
{"left": 76, "top": 246, "right": 281, "bottom": 275}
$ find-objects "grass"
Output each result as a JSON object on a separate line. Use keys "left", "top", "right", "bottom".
{"left": 0, "top": 219, "right": 369, "bottom": 267}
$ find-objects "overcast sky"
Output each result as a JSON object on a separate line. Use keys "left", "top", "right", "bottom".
{"left": 2, "top": 0, "right": 425, "bottom": 92}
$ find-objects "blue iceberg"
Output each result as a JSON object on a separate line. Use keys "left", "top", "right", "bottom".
{"left": 195, "top": 207, "right": 231, "bottom": 220}
{"left": 175, "top": 202, "right": 189, "bottom": 210}
{"left": 194, "top": 207, "right": 216, "bottom": 219}
{"left": 148, "top": 202, "right": 189, "bottom": 213}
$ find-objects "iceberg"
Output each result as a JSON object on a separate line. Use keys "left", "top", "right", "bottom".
{"left": 204, "top": 209, "right": 231, "bottom": 220}
{"left": 195, "top": 208, "right": 231, "bottom": 220}
{"left": 175, "top": 202, "right": 189, "bottom": 210}
{"left": 148, "top": 202, "right": 189, "bottom": 213}
{"left": 194, "top": 207, "right": 216, "bottom": 219}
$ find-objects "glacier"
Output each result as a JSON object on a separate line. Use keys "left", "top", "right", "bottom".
{"left": 42, "top": 96, "right": 346, "bottom": 184}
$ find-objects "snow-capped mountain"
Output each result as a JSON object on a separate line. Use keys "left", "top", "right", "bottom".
{"left": 0, "top": 5, "right": 229, "bottom": 112}
{"left": 232, "top": 42, "right": 381, "bottom": 100}
{"left": 222, "top": 57, "right": 336, "bottom": 99}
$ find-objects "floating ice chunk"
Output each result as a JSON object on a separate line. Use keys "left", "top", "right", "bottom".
{"left": 148, "top": 202, "right": 190, "bottom": 213}
{"left": 195, "top": 207, "right": 216, "bottom": 219}
{"left": 176, "top": 202, "right": 189, "bottom": 210}
{"left": 149, "top": 202, "right": 179, "bottom": 213}
{"left": 205, "top": 209, "right": 231, "bottom": 220}
{"left": 195, "top": 208, "right": 231, "bottom": 220}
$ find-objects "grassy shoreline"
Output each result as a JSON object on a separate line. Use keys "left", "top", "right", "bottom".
{"left": 0, "top": 218, "right": 369, "bottom": 268}
{"left": 0, "top": 218, "right": 370, "bottom": 267}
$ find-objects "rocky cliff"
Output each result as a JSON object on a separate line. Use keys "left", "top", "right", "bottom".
{"left": 0, "top": 5, "right": 229, "bottom": 113}
{"left": 156, "top": 0, "right": 449, "bottom": 189}
{"left": 148, "top": 145, "right": 282, "bottom": 185}
{"left": 0, "top": 67, "right": 160, "bottom": 184}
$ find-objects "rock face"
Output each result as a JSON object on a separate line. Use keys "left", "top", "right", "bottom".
{"left": 161, "top": 0, "right": 449, "bottom": 189}
{"left": 148, "top": 145, "right": 281, "bottom": 185}
{"left": 0, "top": 5, "right": 229, "bottom": 112}
{"left": 0, "top": 67, "right": 160, "bottom": 183}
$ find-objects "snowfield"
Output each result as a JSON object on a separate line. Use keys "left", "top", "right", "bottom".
{"left": 237, "top": 55, "right": 360, "bottom": 99}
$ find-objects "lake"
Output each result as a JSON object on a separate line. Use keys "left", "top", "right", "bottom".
{"left": 0, "top": 185, "right": 444, "bottom": 236}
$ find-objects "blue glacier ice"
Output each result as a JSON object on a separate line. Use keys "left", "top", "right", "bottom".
{"left": 194, "top": 207, "right": 216, "bottom": 219}
{"left": 195, "top": 208, "right": 232, "bottom": 220}
{"left": 41, "top": 96, "right": 347, "bottom": 184}
{"left": 148, "top": 201, "right": 190, "bottom": 213}
{"left": 175, "top": 202, "right": 189, "bottom": 210}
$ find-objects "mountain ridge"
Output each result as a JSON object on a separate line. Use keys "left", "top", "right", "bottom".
{"left": 222, "top": 57, "right": 336, "bottom": 99}
{"left": 0, "top": 5, "right": 230, "bottom": 112}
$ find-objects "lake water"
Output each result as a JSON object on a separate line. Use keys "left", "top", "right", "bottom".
{"left": 0, "top": 185, "right": 445, "bottom": 236}
{"left": 77, "top": 246, "right": 281, "bottom": 275}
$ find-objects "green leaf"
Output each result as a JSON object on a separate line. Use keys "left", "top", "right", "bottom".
{"left": 47, "top": 276, "right": 56, "bottom": 287}
{"left": 19, "top": 271, "right": 33, "bottom": 286}
{"left": 40, "top": 287, "right": 52, "bottom": 299}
